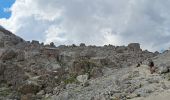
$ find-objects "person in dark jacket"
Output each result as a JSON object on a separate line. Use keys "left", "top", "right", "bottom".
{"left": 148, "top": 60, "right": 155, "bottom": 74}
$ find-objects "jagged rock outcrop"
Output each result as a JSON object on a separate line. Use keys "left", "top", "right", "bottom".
{"left": 18, "top": 82, "right": 41, "bottom": 94}
{"left": 0, "top": 27, "right": 163, "bottom": 100}
{"left": 0, "top": 49, "right": 17, "bottom": 60}
{"left": 0, "top": 28, "right": 24, "bottom": 48}
{"left": 80, "top": 43, "right": 86, "bottom": 47}
{"left": 1, "top": 62, "right": 28, "bottom": 89}
{"left": 128, "top": 43, "right": 141, "bottom": 51}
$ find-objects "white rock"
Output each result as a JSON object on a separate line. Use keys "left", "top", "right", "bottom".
{"left": 55, "top": 76, "right": 58, "bottom": 79}
{"left": 37, "top": 90, "right": 45, "bottom": 95}
{"left": 76, "top": 74, "right": 89, "bottom": 83}
{"left": 159, "top": 66, "right": 169, "bottom": 74}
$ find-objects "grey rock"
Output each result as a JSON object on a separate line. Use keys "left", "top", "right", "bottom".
{"left": 128, "top": 43, "right": 141, "bottom": 51}
{"left": 0, "top": 28, "right": 24, "bottom": 47}
{"left": 158, "top": 64, "right": 169, "bottom": 74}
{"left": 51, "top": 92, "right": 71, "bottom": 100}
{"left": 37, "top": 90, "right": 45, "bottom": 95}
{"left": 0, "top": 49, "right": 16, "bottom": 60}
{"left": 80, "top": 43, "right": 86, "bottom": 47}
{"left": 90, "top": 67, "right": 103, "bottom": 78}
{"left": 31, "top": 40, "right": 39, "bottom": 45}
{"left": 134, "top": 87, "right": 154, "bottom": 97}
{"left": 0, "top": 28, "right": 164, "bottom": 100}
{"left": 128, "top": 71, "right": 140, "bottom": 78}
{"left": 18, "top": 82, "right": 41, "bottom": 94}
{"left": 76, "top": 74, "right": 89, "bottom": 83}
{"left": 3, "top": 63, "right": 28, "bottom": 89}
{"left": 116, "top": 46, "right": 127, "bottom": 53}
{"left": 146, "top": 78, "right": 159, "bottom": 83}
{"left": 65, "top": 84, "right": 77, "bottom": 90}
{"left": 16, "top": 51, "right": 25, "bottom": 61}
{"left": 50, "top": 42, "right": 56, "bottom": 47}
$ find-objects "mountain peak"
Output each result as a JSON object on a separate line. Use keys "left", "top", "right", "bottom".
{"left": 0, "top": 25, "right": 24, "bottom": 47}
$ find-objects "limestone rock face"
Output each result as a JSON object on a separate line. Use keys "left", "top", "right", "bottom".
{"left": 31, "top": 40, "right": 39, "bottom": 45}
{"left": 0, "top": 27, "right": 163, "bottom": 100}
{"left": 0, "top": 49, "right": 16, "bottom": 60}
{"left": 2, "top": 63, "right": 28, "bottom": 89}
{"left": 128, "top": 43, "right": 141, "bottom": 51}
{"left": 69, "top": 59, "right": 104, "bottom": 80}
{"left": 0, "top": 28, "right": 24, "bottom": 47}
{"left": 80, "top": 43, "right": 86, "bottom": 47}
{"left": 158, "top": 64, "right": 169, "bottom": 74}
{"left": 16, "top": 50, "right": 25, "bottom": 61}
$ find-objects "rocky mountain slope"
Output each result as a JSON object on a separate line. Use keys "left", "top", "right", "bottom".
{"left": 0, "top": 27, "right": 170, "bottom": 100}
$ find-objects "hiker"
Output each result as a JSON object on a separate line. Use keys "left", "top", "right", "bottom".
{"left": 136, "top": 61, "right": 142, "bottom": 67}
{"left": 148, "top": 60, "right": 155, "bottom": 74}
{"left": 136, "top": 63, "right": 140, "bottom": 67}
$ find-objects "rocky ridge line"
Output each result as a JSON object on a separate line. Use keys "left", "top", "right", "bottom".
{"left": 0, "top": 27, "right": 167, "bottom": 100}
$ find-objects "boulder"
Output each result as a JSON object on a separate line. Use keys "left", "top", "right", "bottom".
{"left": 80, "top": 43, "right": 86, "bottom": 47}
{"left": 37, "top": 74, "right": 58, "bottom": 93}
{"left": 158, "top": 64, "right": 169, "bottom": 74}
{"left": 18, "top": 82, "right": 40, "bottom": 94}
{"left": 90, "top": 57, "right": 110, "bottom": 66}
{"left": 17, "top": 51, "right": 25, "bottom": 61}
{"left": 128, "top": 43, "right": 141, "bottom": 51}
{"left": 71, "top": 44, "right": 77, "bottom": 47}
{"left": 40, "top": 47, "right": 59, "bottom": 58}
{"left": 70, "top": 58, "right": 104, "bottom": 79}
{"left": 76, "top": 74, "right": 89, "bottom": 83}
{"left": 134, "top": 87, "right": 154, "bottom": 97}
{"left": 50, "top": 42, "right": 56, "bottom": 47}
{"left": 116, "top": 46, "right": 127, "bottom": 53}
{"left": 36, "top": 90, "right": 45, "bottom": 96}
{"left": 0, "top": 49, "right": 16, "bottom": 60}
{"left": 70, "top": 60, "right": 96, "bottom": 76}
{"left": 31, "top": 40, "right": 39, "bottom": 45}
{"left": 90, "top": 67, "right": 103, "bottom": 78}
{"left": 21, "top": 94, "right": 35, "bottom": 100}
{"left": 146, "top": 78, "right": 159, "bottom": 84}
{"left": 46, "top": 63, "right": 61, "bottom": 70}
{"left": 128, "top": 71, "right": 140, "bottom": 78}
{"left": 3, "top": 64, "right": 28, "bottom": 89}
{"left": 126, "top": 93, "right": 139, "bottom": 99}
{"left": 65, "top": 84, "right": 78, "bottom": 90}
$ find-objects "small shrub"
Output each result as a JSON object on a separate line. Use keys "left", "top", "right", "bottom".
{"left": 166, "top": 73, "right": 170, "bottom": 81}
{"left": 0, "top": 87, "right": 11, "bottom": 96}
{"left": 64, "top": 74, "right": 77, "bottom": 84}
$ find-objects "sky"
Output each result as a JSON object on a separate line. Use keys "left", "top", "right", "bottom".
{"left": 0, "top": 0, "right": 15, "bottom": 18}
{"left": 0, "top": 0, "right": 170, "bottom": 51}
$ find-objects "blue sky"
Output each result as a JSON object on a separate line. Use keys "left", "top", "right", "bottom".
{"left": 0, "top": 0, "right": 15, "bottom": 18}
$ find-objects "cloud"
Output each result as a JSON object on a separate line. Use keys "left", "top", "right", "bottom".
{"left": 1, "top": 0, "right": 170, "bottom": 51}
